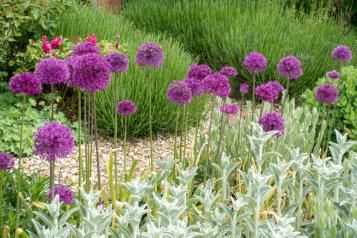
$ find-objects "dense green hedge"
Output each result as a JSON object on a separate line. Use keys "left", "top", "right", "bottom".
{"left": 123, "top": 0, "right": 356, "bottom": 97}
{"left": 56, "top": 5, "right": 206, "bottom": 137}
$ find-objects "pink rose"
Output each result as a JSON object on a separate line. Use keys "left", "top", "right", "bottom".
{"left": 50, "top": 37, "right": 63, "bottom": 49}
{"left": 86, "top": 34, "right": 96, "bottom": 44}
{"left": 42, "top": 42, "right": 51, "bottom": 53}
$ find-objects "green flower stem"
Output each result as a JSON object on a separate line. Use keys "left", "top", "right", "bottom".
{"left": 114, "top": 76, "right": 119, "bottom": 197}
{"left": 15, "top": 95, "right": 25, "bottom": 229}
{"left": 237, "top": 95, "right": 244, "bottom": 157}
{"left": 0, "top": 171, "right": 3, "bottom": 228}
{"left": 49, "top": 85, "right": 56, "bottom": 198}
{"left": 148, "top": 70, "right": 154, "bottom": 171}
{"left": 193, "top": 117, "right": 199, "bottom": 167}
{"left": 282, "top": 78, "right": 290, "bottom": 115}
{"left": 93, "top": 93, "right": 101, "bottom": 190}
{"left": 183, "top": 104, "right": 188, "bottom": 168}
{"left": 173, "top": 107, "right": 180, "bottom": 161}
{"left": 123, "top": 116, "right": 128, "bottom": 177}
{"left": 179, "top": 105, "right": 187, "bottom": 163}
{"left": 84, "top": 93, "right": 89, "bottom": 192}
{"left": 78, "top": 90, "right": 83, "bottom": 189}
{"left": 204, "top": 96, "right": 215, "bottom": 183}
{"left": 258, "top": 101, "right": 265, "bottom": 119}
{"left": 215, "top": 109, "right": 225, "bottom": 163}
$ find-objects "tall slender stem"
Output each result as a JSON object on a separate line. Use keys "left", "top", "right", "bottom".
{"left": 123, "top": 116, "right": 128, "bottom": 177}
{"left": 84, "top": 93, "right": 89, "bottom": 192}
{"left": 173, "top": 107, "right": 180, "bottom": 161}
{"left": 179, "top": 105, "right": 186, "bottom": 163}
{"left": 215, "top": 111, "right": 225, "bottom": 162}
{"left": 93, "top": 94, "right": 101, "bottom": 190}
{"left": 204, "top": 96, "right": 215, "bottom": 182}
{"left": 252, "top": 73, "right": 256, "bottom": 116}
{"left": 282, "top": 78, "right": 290, "bottom": 115}
{"left": 183, "top": 105, "right": 188, "bottom": 168}
{"left": 114, "top": 75, "right": 119, "bottom": 197}
{"left": 237, "top": 95, "right": 244, "bottom": 157}
{"left": 78, "top": 90, "right": 82, "bottom": 188}
{"left": 148, "top": 70, "right": 153, "bottom": 171}
{"left": 0, "top": 171, "right": 3, "bottom": 228}
{"left": 49, "top": 85, "right": 55, "bottom": 197}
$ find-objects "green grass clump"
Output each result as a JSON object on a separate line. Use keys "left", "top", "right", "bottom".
{"left": 56, "top": 5, "right": 206, "bottom": 137}
{"left": 123, "top": 0, "right": 356, "bottom": 96}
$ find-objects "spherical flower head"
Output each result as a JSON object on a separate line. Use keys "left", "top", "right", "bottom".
{"left": 255, "top": 83, "right": 279, "bottom": 103}
{"left": 220, "top": 103, "right": 239, "bottom": 115}
{"left": 258, "top": 112, "right": 285, "bottom": 137}
{"left": 219, "top": 66, "right": 238, "bottom": 78}
{"left": 34, "top": 121, "right": 75, "bottom": 162}
{"left": 50, "top": 37, "right": 63, "bottom": 49}
{"left": 183, "top": 77, "right": 203, "bottom": 96}
{"left": 187, "top": 64, "right": 212, "bottom": 81}
{"left": 135, "top": 42, "right": 164, "bottom": 68}
{"left": 267, "top": 80, "right": 284, "bottom": 94}
{"left": 64, "top": 55, "right": 80, "bottom": 83}
{"left": 72, "top": 53, "right": 111, "bottom": 92}
{"left": 243, "top": 52, "right": 268, "bottom": 74}
{"left": 315, "top": 83, "right": 339, "bottom": 104}
{"left": 202, "top": 73, "right": 231, "bottom": 98}
{"left": 116, "top": 100, "right": 137, "bottom": 116}
{"left": 42, "top": 42, "right": 51, "bottom": 53}
{"left": 72, "top": 42, "right": 100, "bottom": 56}
{"left": 239, "top": 82, "right": 250, "bottom": 94}
{"left": 48, "top": 184, "right": 74, "bottom": 205}
{"left": 167, "top": 81, "right": 192, "bottom": 105}
{"left": 327, "top": 70, "right": 340, "bottom": 80}
{"left": 277, "top": 55, "right": 303, "bottom": 80}
{"left": 105, "top": 52, "right": 129, "bottom": 73}
{"left": 332, "top": 45, "right": 352, "bottom": 62}
{"left": 9, "top": 72, "right": 42, "bottom": 96}
{"left": 35, "top": 58, "right": 69, "bottom": 85}
{"left": 0, "top": 153, "right": 15, "bottom": 170}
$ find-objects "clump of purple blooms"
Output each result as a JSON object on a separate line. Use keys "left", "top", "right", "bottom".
{"left": 219, "top": 66, "right": 238, "bottom": 78}
{"left": 167, "top": 81, "right": 192, "bottom": 105}
{"left": 135, "top": 42, "right": 164, "bottom": 68}
{"left": 0, "top": 153, "right": 15, "bottom": 170}
{"left": 202, "top": 73, "right": 231, "bottom": 98}
{"left": 9, "top": 72, "right": 42, "bottom": 96}
{"left": 35, "top": 58, "right": 69, "bottom": 85}
{"left": 240, "top": 83, "right": 250, "bottom": 94}
{"left": 64, "top": 55, "right": 80, "bottom": 83}
{"left": 277, "top": 56, "right": 303, "bottom": 80}
{"left": 117, "top": 100, "right": 137, "bottom": 116}
{"left": 315, "top": 83, "right": 339, "bottom": 104}
{"left": 34, "top": 121, "right": 75, "bottom": 162}
{"left": 255, "top": 83, "right": 279, "bottom": 103}
{"left": 187, "top": 64, "right": 212, "bottom": 81}
{"left": 267, "top": 80, "right": 284, "bottom": 94}
{"left": 105, "top": 52, "right": 129, "bottom": 73}
{"left": 48, "top": 184, "right": 74, "bottom": 205}
{"left": 258, "top": 112, "right": 285, "bottom": 137}
{"left": 327, "top": 70, "right": 340, "bottom": 80}
{"left": 72, "top": 53, "right": 111, "bottom": 92}
{"left": 332, "top": 45, "right": 352, "bottom": 62}
{"left": 220, "top": 104, "right": 239, "bottom": 115}
{"left": 72, "top": 42, "right": 100, "bottom": 56}
{"left": 243, "top": 52, "right": 268, "bottom": 74}
{"left": 184, "top": 77, "right": 203, "bottom": 96}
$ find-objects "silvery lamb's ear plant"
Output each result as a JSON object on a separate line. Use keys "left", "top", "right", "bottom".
{"left": 261, "top": 215, "right": 307, "bottom": 238}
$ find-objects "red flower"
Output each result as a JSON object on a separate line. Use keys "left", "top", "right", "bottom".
{"left": 86, "top": 34, "right": 96, "bottom": 44}
{"left": 42, "top": 42, "right": 51, "bottom": 53}
{"left": 50, "top": 37, "right": 63, "bottom": 49}
{"left": 115, "top": 42, "right": 120, "bottom": 48}
{"left": 42, "top": 35, "right": 48, "bottom": 42}
{"left": 51, "top": 51, "right": 57, "bottom": 57}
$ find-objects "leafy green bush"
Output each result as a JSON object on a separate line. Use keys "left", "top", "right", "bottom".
{"left": 56, "top": 5, "right": 206, "bottom": 137}
{"left": 123, "top": 0, "right": 357, "bottom": 96}
{"left": 302, "top": 66, "right": 357, "bottom": 140}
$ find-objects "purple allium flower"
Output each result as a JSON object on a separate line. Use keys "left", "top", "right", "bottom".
{"left": 183, "top": 77, "right": 203, "bottom": 96}
{"left": 72, "top": 53, "right": 111, "bottom": 92}
{"left": 105, "top": 52, "right": 129, "bottom": 73}
{"left": 48, "top": 184, "right": 74, "bottom": 205}
{"left": 220, "top": 103, "right": 239, "bottom": 115}
{"left": 267, "top": 80, "right": 284, "bottom": 94}
{"left": 167, "top": 81, "right": 192, "bottom": 105}
{"left": 202, "top": 73, "right": 231, "bottom": 98}
{"left": 258, "top": 112, "right": 285, "bottom": 137}
{"left": 315, "top": 83, "right": 339, "bottom": 104}
{"left": 72, "top": 42, "right": 100, "bottom": 56}
{"left": 219, "top": 66, "right": 238, "bottom": 78}
{"left": 255, "top": 83, "right": 279, "bottom": 103}
{"left": 116, "top": 100, "right": 137, "bottom": 116}
{"left": 135, "top": 42, "right": 164, "bottom": 68}
{"left": 0, "top": 153, "right": 15, "bottom": 170}
{"left": 9, "top": 72, "right": 42, "bottom": 96}
{"left": 35, "top": 58, "right": 69, "bottom": 85}
{"left": 187, "top": 64, "right": 212, "bottom": 81}
{"left": 34, "top": 121, "right": 75, "bottom": 162}
{"left": 240, "top": 83, "right": 250, "bottom": 94}
{"left": 277, "top": 56, "right": 303, "bottom": 80}
{"left": 243, "top": 52, "right": 268, "bottom": 74}
{"left": 327, "top": 70, "right": 340, "bottom": 80}
{"left": 332, "top": 45, "right": 352, "bottom": 62}
{"left": 64, "top": 55, "right": 80, "bottom": 84}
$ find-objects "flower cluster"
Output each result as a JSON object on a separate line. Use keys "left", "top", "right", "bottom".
{"left": 187, "top": 64, "right": 212, "bottom": 81}
{"left": 9, "top": 72, "right": 42, "bottom": 96}
{"left": 35, "top": 58, "right": 69, "bottom": 85}
{"left": 315, "top": 83, "right": 339, "bottom": 104}
{"left": 48, "top": 184, "right": 74, "bottom": 205}
{"left": 267, "top": 80, "right": 284, "bottom": 94}
{"left": 167, "top": 81, "right": 192, "bottom": 105}
{"left": 219, "top": 66, "right": 238, "bottom": 78}
{"left": 277, "top": 56, "right": 303, "bottom": 80}
{"left": 332, "top": 45, "right": 352, "bottom": 62}
{"left": 240, "top": 83, "right": 250, "bottom": 94}
{"left": 34, "top": 121, "right": 75, "bottom": 162}
{"left": 202, "top": 73, "right": 231, "bottom": 98}
{"left": 327, "top": 70, "right": 340, "bottom": 80}
{"left": 135, "top": 42, "right": 164, "bottom": 68}
{"left": 183, "top": 77, "right": 203, "bottom": 96}
{"left": 255, "top": 83, "right": 279, "bottom": 103}
{"left": 243, "top": 52, "right": 268, "bottom": 74}
{"left": 105, "top": 52, "right": 129, "bottom": 73}
{"left": 117, "top": 100, "right": 137, "bottom": 116}
{"left": 0, "top": 153, "right": 15, "bottom": 170}
{"left": 220, "top": 104, "right": 239, "bottom": 115}
{"left": 72, "top": 42, "right": 101, "bottom": 56}
{"left": 258, "top": 112, "right": 285, "bottom": 137}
